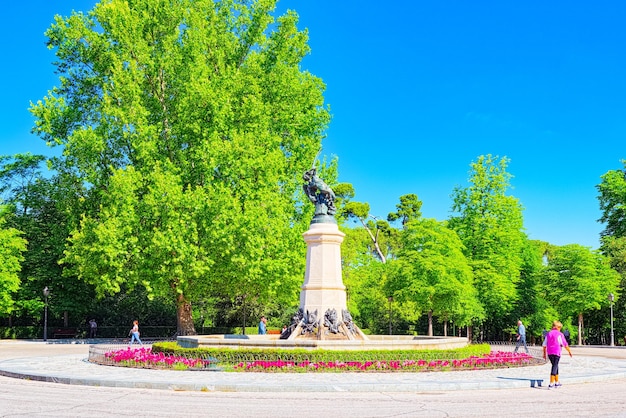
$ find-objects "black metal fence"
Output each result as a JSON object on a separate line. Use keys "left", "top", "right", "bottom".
{"left": 487, "top": 340, "right": 544, "bottom": 359}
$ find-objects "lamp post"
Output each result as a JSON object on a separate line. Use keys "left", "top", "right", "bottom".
{"left": 242, "top": 294, "right": 247, "bottom": 335}
{"left": 387, "top": 296, "right": 393, "bottom": 335}
{"left": 43, "top": 287, "right": 50, "bottom": 342}
{"left": 609, "top": 293, "right": 615, "bottom": 347}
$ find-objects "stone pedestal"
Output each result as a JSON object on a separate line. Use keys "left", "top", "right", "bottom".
{"left": 299, "top": 222, "right": 347, "bottom": 316}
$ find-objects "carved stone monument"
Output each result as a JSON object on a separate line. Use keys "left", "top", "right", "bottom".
{"left": 285, "top": 168, "right": 366, "bottom": 340}
{"left": 180, "top": 166, "right": 468, "bottom": 350}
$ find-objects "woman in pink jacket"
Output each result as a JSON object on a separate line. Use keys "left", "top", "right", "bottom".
{"left": 542, "top": 320, "right": 573, "bottom": 388}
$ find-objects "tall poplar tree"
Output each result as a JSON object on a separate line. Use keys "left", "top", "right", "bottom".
{"left": 448, "top": 155, "right": 526, "bottom": 338}
{"left": 31, "top": 0, "right": 330, "bottom": 335}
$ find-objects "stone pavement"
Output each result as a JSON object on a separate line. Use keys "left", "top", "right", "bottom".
{"left": 0, "top": 340, "right": 625, "bottom": 392}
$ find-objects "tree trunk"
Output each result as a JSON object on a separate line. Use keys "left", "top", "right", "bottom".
{"left": 578, "top": 312, "right": 583, "bottom": 346}
{"left": 443, "top": 320, "right": 448, "bottom": 337}
{"left": 176, "top": 294, "right": 197, "bottom": 336}
{"left": 358, "top": 216, "right": 386, "bottom": 263}
{"left": 428, "top": 310, "right": 433, "bottom": 336}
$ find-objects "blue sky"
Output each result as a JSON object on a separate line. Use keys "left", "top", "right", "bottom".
{"left": 2, "top": 1, "right": 625, "bottom": 249}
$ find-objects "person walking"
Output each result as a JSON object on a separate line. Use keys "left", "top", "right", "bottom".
{"left": 514, "top": 320, "right": 529, "bottom": 353}
{"left": 88, "top": 319, "right": 97, "bottom": 338}
{"left": 562, "top": 328, "right": 571, "bottom": 345}
{"left": 542, "top": 320, "right": 572, "bottom": 388}
{"left": 129, "top": 320, "right": 143, "bottom": 346}
{"left": 258, "top": 316, "right": 267, "bottom": 335}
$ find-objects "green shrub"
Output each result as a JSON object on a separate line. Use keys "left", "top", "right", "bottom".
{"left": 152, "top": 341, "right": 490, "bottom": 365}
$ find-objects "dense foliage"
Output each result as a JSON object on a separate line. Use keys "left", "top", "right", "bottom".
{"left": 28, "top": 0, "right": 329, "bottom": 335}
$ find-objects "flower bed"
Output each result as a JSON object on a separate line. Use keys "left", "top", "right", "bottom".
{"left": 234, "top": 351, "right": 534, "bottom": 372}
{"left": 103, "top": 347, "right": 217, "bottom": 370}
{"left": 100, "top": 347, "right": 535, "bottom": 372}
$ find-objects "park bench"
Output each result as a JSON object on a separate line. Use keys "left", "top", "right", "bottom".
{"left": 53, "top": 327, "right": 77, "bottom": 338}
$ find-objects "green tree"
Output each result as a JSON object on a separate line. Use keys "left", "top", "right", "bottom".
{"left": 340, "top": 230, "right": 389, "bottom": 332}
{"left": 601, "top": 236, "right": 626, "bottom": 341}
{"left": 597, "top": 160, "right": 626, "bottom": 239}
{"left": 0, "top": 206, "right": 26, "bottom": 315}
{"left": 31, "top": 0, "right": 330, "bottom": 335}
{"left": 0, "top": 154, "right": 93, "bottom": 326}
{"left": 543, "top": 244, "right": 620, "bottom": 345}
{"left": 389, "top": 217, "right": 482, "bottom": 336}
{"left": 448, "top": 155, "right": 526, "bottom": 339}
{"left": 387, "top": 193, "right": 422, "bottom": 228}
{"left": 511, "top": 239, "right": 554, "bottom": 341}
{"left": 597, "top": 160, "right": 626, "bottom": 342}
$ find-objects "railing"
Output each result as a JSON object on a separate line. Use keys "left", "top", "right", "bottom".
{"left": 487, "top": 340, "right": 544, "bottom": 359}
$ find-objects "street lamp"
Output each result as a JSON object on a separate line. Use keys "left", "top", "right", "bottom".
{"left": 43, "top": 287, "right": 50, "bottom": 342}
{"left": 387, "top": 296, "right": 393, "bottom": 335}
{"left": 241, "top": 294, "right": 247, "bottom": 335}
{"left": 609, "top": 293, "right": 615, "bottom": 347}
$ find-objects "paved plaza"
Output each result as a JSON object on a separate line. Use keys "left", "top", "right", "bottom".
{"left": 2, "top": 341, "right": 626, "bottom": 417}
{"left": 1, "top": 340, "right": 626, "bottom": 392}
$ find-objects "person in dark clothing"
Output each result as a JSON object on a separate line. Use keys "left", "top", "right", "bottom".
{"left": 89, "top": 319, "right": 97, "bottom": 338}
{"left": 562, "top": 328, "right": 571, "bottom": 345}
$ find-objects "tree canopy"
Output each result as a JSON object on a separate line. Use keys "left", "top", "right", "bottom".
{"left": 598, "top": 160, "right": 626, "bottom": 239}
{"left": 0, "top": 207, "right": 26, "bottom": 315}
{"left": 542, "top": 244, "right": 620, "bottom": 344}
{"left": 448, "top": 155, "right": 526, "bottom": 336}
{"left": 31, "top": 0, "right": 330, "bottom": 334}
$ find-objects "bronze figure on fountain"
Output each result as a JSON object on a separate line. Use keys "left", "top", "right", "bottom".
{"left": 303, "top": 167, "right": 336, "bottom": 224}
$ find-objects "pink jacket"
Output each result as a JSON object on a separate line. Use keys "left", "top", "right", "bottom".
{"left": 542, "top": 329, "right": 568, "bottom": 356}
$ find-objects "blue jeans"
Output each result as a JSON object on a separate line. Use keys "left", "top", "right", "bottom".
{"left": 130, "top": 332, "right": 142, "bottom": 345}
{"left": 514, "top": 336, "right": 528, "bottom": 352}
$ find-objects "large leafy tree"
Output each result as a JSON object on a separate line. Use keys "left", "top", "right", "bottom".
{"left": 543, "top": 244, "right": 620, "bottom": 345}
{"left": 601, "top": 236, "right": 626, "bottom": 341}
{"left": 597, "top": 160, "right": 626, "bottom": 342}
{"left": 448, "top": 155, "right": 526, "bottom": 338}
{"left": 0, "top": 154, "right": 93, "bottom": 325}
{"left": 31, "top": 0, "right": 330, "bottom": 335}
{"left": 598, "top": 160, "right": 626, "bottom": 239}
{"left": 340, "top": 228, "right": 389, "bottom": 331}
{"left": 389, "top": 217, "right": 482, "bottom": 336}
{"left": 0, "top": 206, "right": 26, "bottom": 315}
{"left": 510, "top": 239, "right": 555, "bottom": 341}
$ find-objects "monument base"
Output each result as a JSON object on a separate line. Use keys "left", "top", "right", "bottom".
{"left": 293, "top": 221, "right": 367, "bottom": 341}
{"left": 178, "top": 334, "right": 469, "bottom": 351}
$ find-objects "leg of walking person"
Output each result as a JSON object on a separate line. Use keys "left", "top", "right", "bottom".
{"left": 548, "top": 354, "right": 560, "bottom": 388}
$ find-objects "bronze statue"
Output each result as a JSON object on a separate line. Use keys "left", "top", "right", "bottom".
{"left": 303, "top": 168, "right": 336, "bottom": 217}
{"left": 324, "top": 308, "right": 341, "bottom": 334}
{"left": 301, "top": 309, "right": 319, "bottom": 335}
